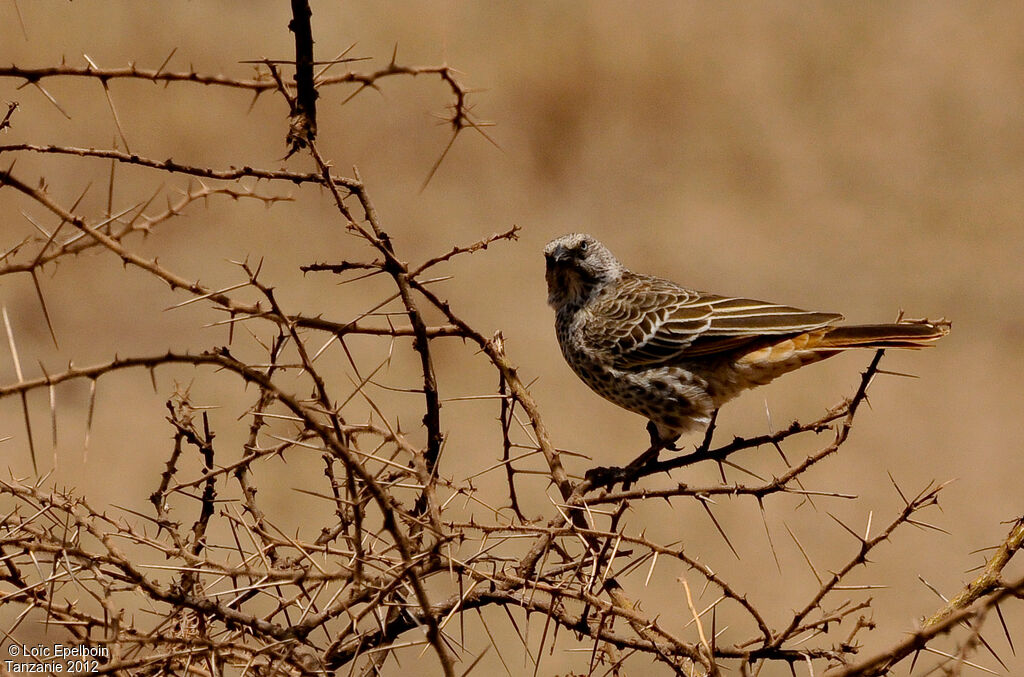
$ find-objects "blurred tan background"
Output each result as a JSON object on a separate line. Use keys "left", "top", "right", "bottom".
{"left": 1, "top": 2, "right": 1023, "bottom": 674}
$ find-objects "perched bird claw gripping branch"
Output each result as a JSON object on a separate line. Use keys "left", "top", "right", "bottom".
{"left": 545, "top": 233, "right": 949, "bottom": 472}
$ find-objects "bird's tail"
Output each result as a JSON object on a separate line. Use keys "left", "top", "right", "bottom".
{"left": 729, "top": 318, "right": 949, "bottom": 392}
{"left": 819, "top": 319, "right": 950, "bottom": 349}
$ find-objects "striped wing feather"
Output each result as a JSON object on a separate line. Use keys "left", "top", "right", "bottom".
{"left": 586, "top": 273, "right": 843, "bottom": 369}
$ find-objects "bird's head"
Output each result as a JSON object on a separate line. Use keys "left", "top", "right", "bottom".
{"left": 544, "top": 233, "right": 624, "bottom": 310}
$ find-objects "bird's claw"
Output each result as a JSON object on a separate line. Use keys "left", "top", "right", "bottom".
{"left": 585, "top": 464, "right": 625, "bottom": 487}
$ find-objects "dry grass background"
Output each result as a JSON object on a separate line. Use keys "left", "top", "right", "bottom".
{"left": 1, "top": 2, "right": 1022, "bottom": 675}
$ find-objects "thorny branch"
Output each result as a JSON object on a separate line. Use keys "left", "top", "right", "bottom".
{"left": 0, "top": 15, "right": 1017, "bottom": 677}
{"left": 286, "top": 0, "right": 318, "bottom": 154}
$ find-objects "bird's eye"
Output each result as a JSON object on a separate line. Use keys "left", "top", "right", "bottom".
{"left": 578, "top": 240, "right": 588, "bottom": 253}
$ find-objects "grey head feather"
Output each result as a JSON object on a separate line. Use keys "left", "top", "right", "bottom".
{"left": 544, "top": 233, "right": 625, "bottom": 310}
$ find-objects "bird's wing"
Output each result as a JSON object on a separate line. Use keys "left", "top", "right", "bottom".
{"left": 585, "top": 274, "right": 843, "bottom": 369}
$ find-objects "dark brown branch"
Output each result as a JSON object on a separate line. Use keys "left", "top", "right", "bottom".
{"left": 0, "top": 143, "right": 356, "bottom": 188}
{"left": 286, "top": 0, "right": 318, "bottom": 154}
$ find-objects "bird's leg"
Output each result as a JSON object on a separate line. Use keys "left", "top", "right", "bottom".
{"left": 620, "top": 449, "right": 658, "bottom": 490}
{"left": 646, "top": 420, "right": 680, "bottom": 452}
{"left": 628, "top": 444, "right": 661, "bottom": 473}
{"left": 618, "top": 422, "right": 679, "bottom": 489}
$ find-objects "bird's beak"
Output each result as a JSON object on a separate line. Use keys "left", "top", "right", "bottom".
{"left": 545, "top": 246, "right": 569, "bottom": 267}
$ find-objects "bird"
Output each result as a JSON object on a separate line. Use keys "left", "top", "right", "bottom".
{"left": 544, "top": 233, "right": 949, "bottom": 450}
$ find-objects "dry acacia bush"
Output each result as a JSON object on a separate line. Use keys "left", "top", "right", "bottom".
{"left": 0, "top": 7, "right": 1021, "bottom": 677}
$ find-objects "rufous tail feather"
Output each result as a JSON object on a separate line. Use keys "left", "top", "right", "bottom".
{"left": 820, "top": 320, "right": 950, "bottom": 349}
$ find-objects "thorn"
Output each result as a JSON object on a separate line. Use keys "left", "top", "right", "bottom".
{"left": 30, "top": 270, "right": 59, "bottom": 349}
{"left": 758, "top": 497, "right": 782, "bottom": 574}
{"left": 827, "top": 512, "right": 867, "bottom": 544}
{"left": 84, "top": 378, "right": 97, "bottom": 462}
{"left": 420, "top": 131, "right": 459, "bottom": 192}
{"left": 917, "top": 575, "right": 949, "bottom": 603}
{"left": 888, "top": 472, "right": 910, "bottom": 506}
{"left": 698, "top": 497, "right": 739, "bottom": 559}
{"left": 155, "top": 47, "right": 177, "bottom": 77}
{"left": 784, "top": 522, "right": 822, "bottom": 584}
{"left": 3, "top": 307, "right": 36, "bottom": 474}
{"left": 875, "top": 368, "right": 919, "bottom": 379}
{"left": 995, "top": 602, "right": 1015, "bottom": 655}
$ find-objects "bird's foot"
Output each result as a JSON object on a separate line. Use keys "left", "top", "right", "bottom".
{"left": 585, "top": 444, "right": 662, "bottom": 488}
{"left": 584, "top": 464, "right": 628, "bottom": 488}
{"left": 585, "top": 456, "right": 659, "bottom": 490}
{"left": 586, "top": 424, "right": 682, "bottom": 490}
